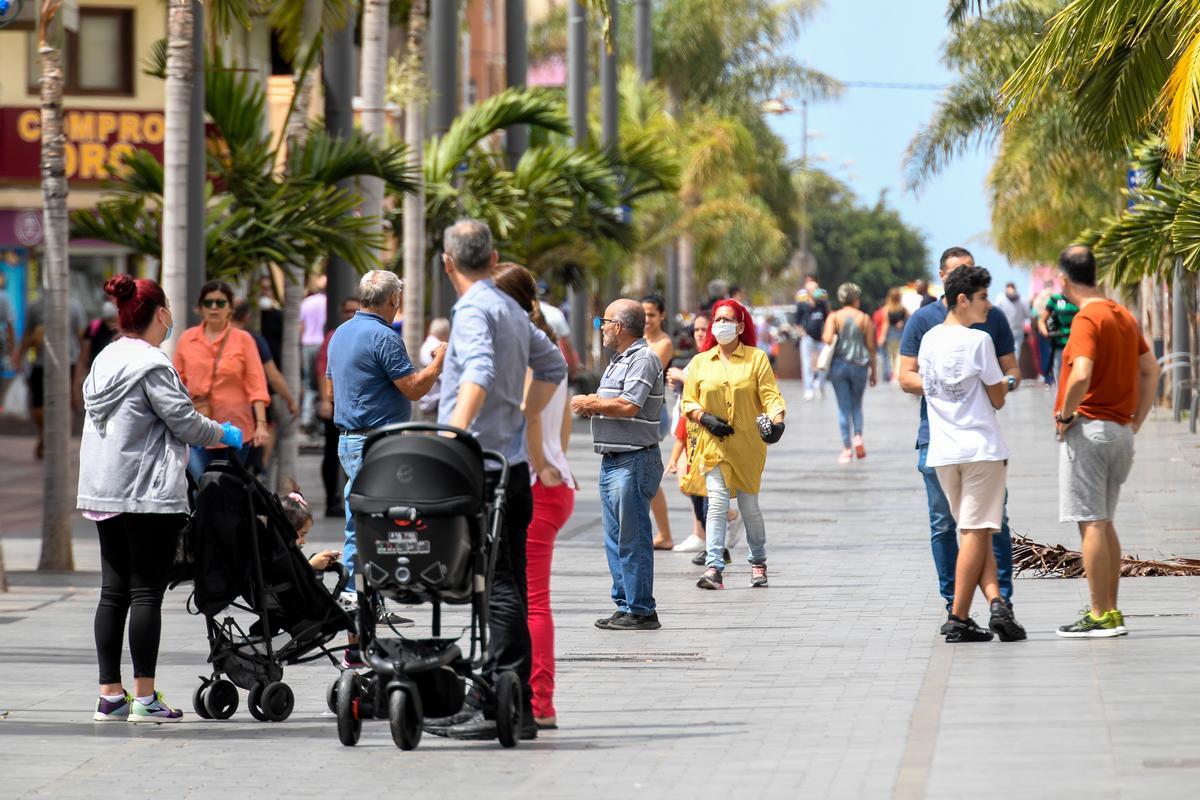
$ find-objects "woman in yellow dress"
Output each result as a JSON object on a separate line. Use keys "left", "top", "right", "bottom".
{"left": 681, "top": 299, "right": 786, "bottom": 590}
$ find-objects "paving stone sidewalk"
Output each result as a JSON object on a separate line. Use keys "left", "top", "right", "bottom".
{"left": 1, "top": 381, "right": 1198, "bottom": 798}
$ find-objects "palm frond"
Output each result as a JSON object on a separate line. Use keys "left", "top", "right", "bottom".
{"left": 143, "top": 38, "right": 167, "bottom": 79}
{"left": 427, "top": 88, "right": 571, "bottom": 184}
{"left": 268, "top": 0, "right": 355, "bottom": 63}
{"left": 288, "top": 126, "right": 416, "bottom": 193}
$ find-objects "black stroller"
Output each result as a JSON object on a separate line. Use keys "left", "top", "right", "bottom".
{"left": 331, "top": 423, "right": 519, "bottom": 750}
{"left": 188, "top": 454, "right": 355, "bottom": 722}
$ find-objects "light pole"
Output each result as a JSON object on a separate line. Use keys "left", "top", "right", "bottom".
{"left": 505, "top": 0, "right": 528, "bottom": 166}
{"left": 430, "top": 0, "right": 458, "bottom": 317}
{"left": 323, "top": 14, "right": 358, "bottom": 318}
{"left": 567, "top": 0, "right": 590, "bottom": 363}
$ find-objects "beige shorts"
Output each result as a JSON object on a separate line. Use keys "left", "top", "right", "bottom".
{"left": 934, "top": 460, "right": 1007, "bottom": 532}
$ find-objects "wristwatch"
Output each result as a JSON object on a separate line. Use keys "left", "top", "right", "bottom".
{"left": 1006, "top": 375, "right": 1016, "bottom": 392}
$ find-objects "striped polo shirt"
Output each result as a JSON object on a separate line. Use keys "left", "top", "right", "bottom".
{"left": 591, "top": 338, "right": 664, "bottom": 454}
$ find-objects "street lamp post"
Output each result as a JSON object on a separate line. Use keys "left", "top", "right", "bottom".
{"left": 567, "top": 0, "right": 589, "bottom": 364}
{"left": 430, "top": 0, "right": 458, "bottom": 317}
{"left": 505, "top": 0, "right": 528, "bottom": 166}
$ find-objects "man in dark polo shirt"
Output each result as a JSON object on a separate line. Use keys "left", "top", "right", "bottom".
{"left": 899, "top": 247, "right": 1022, "bottom": 626}
{"left": 572, "top": 298, "right": 665, "bottom": 632}
{"left": 325, "top": 270, "right": 444, "bottom": 666}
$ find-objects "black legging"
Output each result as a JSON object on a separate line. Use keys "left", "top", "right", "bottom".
{"left": 94, "top": 513, "right": 185, "bottom": 685}
{"left": 322, "top": 418, "right": 342, "bottom": 510}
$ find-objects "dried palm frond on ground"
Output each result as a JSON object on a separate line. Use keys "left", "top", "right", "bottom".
{"left": 1012, "top": 534, "right": 1200, "bottom": 578}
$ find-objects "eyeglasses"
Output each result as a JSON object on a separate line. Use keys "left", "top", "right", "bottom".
{"left": 201, "top": 298, "right": 229, "bottom": 309}
{"left": 596, "top": 316, "right": 621, "bottom": 327}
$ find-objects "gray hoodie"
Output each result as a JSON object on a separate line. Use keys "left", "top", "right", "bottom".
{"left": 78, "top": 337, "right": 224, "bottom": 514}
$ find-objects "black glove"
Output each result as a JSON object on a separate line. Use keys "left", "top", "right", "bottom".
{"left": 698, "top": 412, "right": 735, "bottom": 438}
{"left": 756, "top": 413, "right": 785, "bottom": 444}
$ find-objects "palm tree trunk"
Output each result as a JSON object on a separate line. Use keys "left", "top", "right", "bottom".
{"left": 677, "top": 233, "right": 696, "bottom": 314}
{"left": 274, "top": 0, "right": 323, "bottom": 489}
{"left": 162, "top": 0, "right": 194, "bottom": 356}
{"left": 38, "top": 1, "right": 74, "bottom": 571}
{"left": 402, "top": 0, "right": 427, "bottom": 358}
{"left": 359, "top": 0, "right": 389, "bottom": 261}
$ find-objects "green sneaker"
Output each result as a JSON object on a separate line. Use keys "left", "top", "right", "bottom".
{"left": 1057, "top": 610, "right": 1121, "bottom": 638}
{"left": 1109, "top": 609, "right": 1128, "bottom": 635}
{"left": 130, "top": 691, "right": 184, "bottom": 723}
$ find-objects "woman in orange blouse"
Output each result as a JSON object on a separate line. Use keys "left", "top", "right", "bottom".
{"left": 173, "top": 280, "right": 270, "bottom": 477}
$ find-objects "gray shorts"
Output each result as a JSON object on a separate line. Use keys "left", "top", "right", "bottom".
{"left": 1059, "top": 417, "right": 1135, "bottom": 523}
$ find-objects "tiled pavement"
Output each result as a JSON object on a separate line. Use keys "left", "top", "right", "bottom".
{"left": 1, "top": 380, "right": 1198, "bottom": 798}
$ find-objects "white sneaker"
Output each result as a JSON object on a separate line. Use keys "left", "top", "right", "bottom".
{"left": 725, "top": 511, "right": 743, "bottom": 549}
{"left": 337, "top": 590, "right": 358, "bottom": 612}
{"left": 671, "top": 534, "right": 706, "bottom": 553}
{"left": 803, "top": 390, "right": 814, "bottom": 401}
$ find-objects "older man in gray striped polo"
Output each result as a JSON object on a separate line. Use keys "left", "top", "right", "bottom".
{"left": 571, "top": 299, "right": 665, "bottom": 631}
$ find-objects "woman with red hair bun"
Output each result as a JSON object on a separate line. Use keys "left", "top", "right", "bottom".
{"left": 680, "top": 299, "right": 786, "bottom": 590}
{"left": 79, "top": 275, "right": 243, "bottom": 723}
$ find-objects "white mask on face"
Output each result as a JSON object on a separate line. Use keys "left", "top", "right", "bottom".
{"left": 712, "top": 320, "right": 739, "bottom": 344}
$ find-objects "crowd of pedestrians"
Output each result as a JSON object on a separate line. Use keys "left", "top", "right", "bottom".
{"left": 53, "top": 208, "right": 1165, "bottom": 729}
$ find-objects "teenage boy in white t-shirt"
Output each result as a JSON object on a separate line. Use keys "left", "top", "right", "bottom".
{"left": 916, "top": 266, "right": 1027, "bottom": 643}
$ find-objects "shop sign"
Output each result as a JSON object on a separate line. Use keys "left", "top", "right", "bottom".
{"left": 0, "top": 107, "right": 165, "bottom": 183}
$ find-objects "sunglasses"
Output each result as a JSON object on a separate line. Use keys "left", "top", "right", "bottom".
{"left": 596, "top": 316, "right": 621, "bottom": 327}
{"left": 201, "top": 298, "right": 229, "bottom": 309}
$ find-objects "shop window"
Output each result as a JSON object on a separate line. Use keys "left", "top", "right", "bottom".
{"left": 26, "top": 8, "right": 135, "bottom": 97}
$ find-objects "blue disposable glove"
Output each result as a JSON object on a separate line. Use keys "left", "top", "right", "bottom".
{"left": 220, "top": 422, "right": 244, "bottom": 449}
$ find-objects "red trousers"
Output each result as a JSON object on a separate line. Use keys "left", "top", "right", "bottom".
{"left": 526, "top": 480, "right": 575, "bottom": 719}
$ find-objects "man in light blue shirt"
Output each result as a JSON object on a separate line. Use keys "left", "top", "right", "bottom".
{"left": 433, "top": 219, "right": 565, "bottom": 742}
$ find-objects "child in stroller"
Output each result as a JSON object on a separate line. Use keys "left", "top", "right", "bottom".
{"left": 330, "top": 423, "right": 523, "bottom": 750}
{"left": 189, "top": 457, "right": 354, "bottom": 723}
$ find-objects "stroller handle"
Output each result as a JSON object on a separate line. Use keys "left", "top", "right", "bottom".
{"left": 361, "top": 422, "right": 480, "bottom": 452}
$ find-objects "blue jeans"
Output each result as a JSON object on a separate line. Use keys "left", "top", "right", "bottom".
{"left": 800, "top": 337, "right": 826, "bottom": 392}
{"left": 917, "top": 443, "right": 1013, "bottom": 606}
{"left": 599, "top": 447, "right": 662, "bottom": 616}
{"left": 188, "top": 444, "right": 252, "bottom": 480}
{"left": 338, "top": 433, "right": 367, "bottom": 583}
{"left": 704, "top": 468, "right": 767, "bottom": 570}
{"left": 829, "top": 359, "right": 869, "bottom": 447}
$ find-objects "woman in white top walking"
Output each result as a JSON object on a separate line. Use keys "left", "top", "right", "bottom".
{"left": 906, "top": 266, "right": 1025, "bottom": 644}
{"left": 493, "top": 263, "right": 575, "bottom": 730}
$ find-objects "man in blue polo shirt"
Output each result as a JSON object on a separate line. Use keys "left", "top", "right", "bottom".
{"left": 325, "top": 270, "right": 445, "bottom": 664}
{"left": 898, "top": 247, "right": 1022, "bottom": 623}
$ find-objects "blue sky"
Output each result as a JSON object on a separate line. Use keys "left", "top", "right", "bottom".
{"left": 766, "top": 0, "right": 1026, "bottom": 292}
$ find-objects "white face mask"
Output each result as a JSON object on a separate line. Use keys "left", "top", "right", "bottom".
{"left": 712, "top": 320, "right": 739, "bottom": 344}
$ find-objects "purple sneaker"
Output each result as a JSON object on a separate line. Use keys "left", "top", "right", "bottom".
{"left": 93, "top": 693, "right": 132, "bottom": 722}
{"left": 130, "top": 691, "right": 183, "bottom": 724}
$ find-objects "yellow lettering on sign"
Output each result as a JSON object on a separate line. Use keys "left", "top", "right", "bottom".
{"left": 118, "top": 113, "right": 142, "bottom": 144}
{"left": 97, "top": 112, "right": 118, "bottom": 141}
{"left": 64, "top": 142, "right": 78, "bottom": 178}
{"left": 141, "top": 114, "right": 165, "bottom": 144}
{"left": 65, "top": 111, "right": 97, "bottom": 142}
{"left": 78, "top": 142, "right": 107, "bottom": 180}
{"left": 106, "top": 143, "right": 135, "bottom": 176}
{"left": 18, "top": 110, "right": 41, "bottom": 142}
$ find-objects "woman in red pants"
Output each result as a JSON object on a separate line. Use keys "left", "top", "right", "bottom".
{"left": 493, "top": 263, "right": 576, "bottom": 729}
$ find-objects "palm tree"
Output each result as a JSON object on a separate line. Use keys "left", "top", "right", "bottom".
{"left": 162, "top": 0, "right": 195, "bottom": 357}
{"left": 906, "top": 1, "right": 1125, "bottom": 265}
{"left": 1002, "top": 0, "right": 1200, "bottom": 160}
{"left": 400, "top": 0, "right": 427, "bottom": 359}
{"left": 358, "top": 0, "right": 390, "bottom": 262}
{"left": 36, "top": 0, "right": 72, "bottom": 570}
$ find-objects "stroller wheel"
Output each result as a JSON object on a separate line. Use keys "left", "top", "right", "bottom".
{"left": 247, "top": 684, "right": 269, "bottom": 722}
{"left": 494, "top": 671, "right": 522, "bottom": 749}
{"left": 204, "top": 679, "right": 239, "bottom": 720}
{"left": 262, "top": 682, "right": 295, "bottom": 722}
{"left": 336, "top": 671, "right": 362, "bottom": 746}
{"left": 192, "top": 683, "right": 213, "bottom": 720}
{"left": 388, "top": 687, "right": 423, "bottom": 751}
{"left": 326, "top": 676, "right": 340, "bottom": 714}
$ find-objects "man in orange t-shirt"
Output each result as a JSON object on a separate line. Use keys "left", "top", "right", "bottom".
{"left": 1052, "top": 246, "right": 1160, "bottom": 639}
